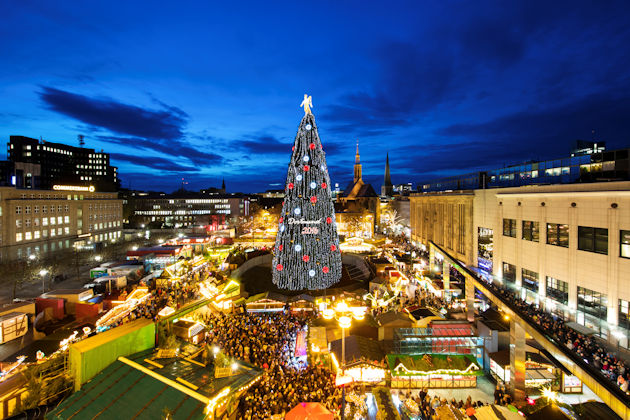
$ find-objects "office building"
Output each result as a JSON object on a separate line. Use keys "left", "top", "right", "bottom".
{"left": 7, "top": 136, "right": 119, "bottom": 191}
{"left": 127, "top": 191, "right": 249, "bottom": 229}
{"left": 0, "top": 185, "right": 123, "bottom": 261}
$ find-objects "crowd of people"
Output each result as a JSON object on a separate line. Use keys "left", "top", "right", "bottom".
{"left": 201, "top": 311, "right": 343, "bottom": 419}
{"left": 400, "top": 388, "right": 502, "bottom": 420}
{"left": 483, "top": 276, "right": 630, "bottom": 396}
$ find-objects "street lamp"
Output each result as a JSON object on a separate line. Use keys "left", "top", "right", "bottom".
{"left": 95, "top": 255, "right": 102, "bottom": 262}
{"left": 39, "top": 269, "right": 48, "bottom": 294}
{"left": 322, "top": 299, "right": 367, "bottom": 420}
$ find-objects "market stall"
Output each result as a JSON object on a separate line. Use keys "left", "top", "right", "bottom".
{"left": 388, "top": 354, "right": 482, "bottom": 388}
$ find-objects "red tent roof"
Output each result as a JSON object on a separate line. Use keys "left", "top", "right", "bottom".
{"left": 285, "top": 402, "right": 334, "bottom": 420}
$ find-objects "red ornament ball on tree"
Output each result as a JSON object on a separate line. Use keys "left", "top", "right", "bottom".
{"left": 330, "top": 244, "right": 336, "bottom": 251}
{"left": 278, "top": 217, "right": 283, "bottom": 223}
{"left": 288, "top": 183, "right": 294, "bottom": 190}
{"left": 276, "top": 264, "right": 283, "bottom": 271}
{"left": 321, "top": 182, "right": 327, "bottom": 189}
{"left": 302, "top": 255, "right": 310, "bottom": 262}
{"left": 322, "top": 266, "right": 329, "bottom": 273}
{"left": 310, "top": 196, "right": 317, "bottom": 204}
{"left": 278, "top": 244, "right": 283, "bottom": 251}
{"left": 303, "top": 165, "right": 310, "bottom": 171}
{"left": 309, "top": 143, "right": 316, "bottom": 150}
{"left": 326, "top": 217, "right": 332, "bottom": 224}
{"left": 292, "top": 146, "right": 295, "bottom": 151}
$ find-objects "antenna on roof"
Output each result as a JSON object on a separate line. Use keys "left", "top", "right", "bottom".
{"left": 78, "top": 134, "right": 85, "bottom": 147}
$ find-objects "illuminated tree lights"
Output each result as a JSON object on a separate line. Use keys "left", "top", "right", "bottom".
{"left": 272, "top": 110, "right": 341, "bottom": 290}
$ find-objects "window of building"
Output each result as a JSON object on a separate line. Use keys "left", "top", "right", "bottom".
{"left": 15, "top": 206, "right": 21, "bottom": 214}
{"left": 16, "top": 233, "right": 22, "bottom": 242}
{"left": 34, "top": 231, "right": 40, "bottom": 239}
{"left": 546, "top": 276, "right": 568, "bottom": 305}
{"left": 578, "top": 226, "right": 608, "bottom": 254}
{"left": 621, "top": 231, "right": 630, "bottom": 259}
{"left": 25, "top": 206, "right": 30, "bottom": 214}
{"left": 503, "top": 218, "right": 516, "bottom": 237}
{"left": 25, "top": 219, "right": 30, "bottom": 228}
{"left": 25, "top": 232, "right": 31, "bottom": 240}
{"left": 522, "top": 269, "right": 539, "bottom": 293}
{"left": 577, "top": 286, "right": 608, "bottom": 331}
{"left": 522, "top": 221, "right": 539, "bottom": 242}
{"left": 57, "top": 216, "right": 62, "bottom": 224}
{"left": 57, "top": 228, "right": 62, "bottom": 235}
{"left": 64, "top": 216, "right": 69, "bottom": 224}
{"left": 57, "top": 205, "right": 62, "bottom": 212}
{"left": 547, "top": 223, "right": 569, "bottom": 247}
{"left": 15, "top": 219, "right": 21, "bottom": 228}
{"left": 34, "top": 205, "right": 38, "bottom": 214}
{"left": 33, "top": 218, "right": 39, "bottom": 227}
{"left": 64, "top": 227, "right": 70, "bottom": 235}
{"left": 42, "top": 205, "right": 47, "bottom": 214}
{"left": 502, "top": 262, "right": 516, "bottom": 283}
{"left": 619, "top": 300, "right": 630, "bottom": 336}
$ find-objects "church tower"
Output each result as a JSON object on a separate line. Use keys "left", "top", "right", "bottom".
{"left": 353, "top": 140, "right": 362, "bottom": 183}
{"left": 381, "top": 152, "right": 394, "bottom": 197}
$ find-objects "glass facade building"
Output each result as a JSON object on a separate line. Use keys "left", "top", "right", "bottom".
{"left": 420, "top": 148, "right": 630, "bottom": 192}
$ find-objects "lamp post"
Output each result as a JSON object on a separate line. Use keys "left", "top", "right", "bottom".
{"left": 39, "top": 269, "right": 48, "bottom": 294}
{"left": 322, "top": 300, "right": 366, "bottom": 420}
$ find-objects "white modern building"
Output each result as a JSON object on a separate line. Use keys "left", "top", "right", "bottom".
{"left": 411, "top": 181, "right": 630, "bottom": 345}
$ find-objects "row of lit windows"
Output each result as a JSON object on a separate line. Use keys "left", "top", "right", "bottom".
{"left": 16, "top": 227, "right": 71, "bottom": 242}
{"left": 16, "top": 216, "right": 69, "bottom": 228}
{"left": 89, "top": 221, "right": 121, "bottom": 231}
{"left": 502, "top": 263, "right": 599, "bottom": 311}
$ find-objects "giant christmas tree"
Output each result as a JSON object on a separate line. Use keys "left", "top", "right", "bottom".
{"left": 272, "top": 95, "right": 342, "bottom": 290}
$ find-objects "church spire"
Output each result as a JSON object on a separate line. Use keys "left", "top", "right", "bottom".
{"left": 353, "top": 139, "right": 362, "bottom": 183}
{"left": 381, "top": 152, "right": 394, "bottom": 197}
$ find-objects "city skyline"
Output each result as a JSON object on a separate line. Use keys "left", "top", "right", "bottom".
{"left": 2, "top": 1, "right": 630, "bottom": 192}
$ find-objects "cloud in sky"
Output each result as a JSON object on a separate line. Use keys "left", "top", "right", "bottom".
{"left": 39, "top": 87, "right": 187, "bottom": 140}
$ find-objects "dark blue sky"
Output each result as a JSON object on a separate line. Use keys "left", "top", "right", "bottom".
{"left": 2, "top": 1, "right": 630, "bottom": 193}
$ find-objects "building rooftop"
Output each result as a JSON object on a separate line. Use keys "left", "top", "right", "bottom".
{"left": 50, "top": 347, "right": 262, "bottom": 420}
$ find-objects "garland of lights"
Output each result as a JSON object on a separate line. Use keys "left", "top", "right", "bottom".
{"left": 393, "top": 362, "right": 480, "bottom": 376}
{"left": 272, "top": 111, "right": 342, "bottom": 290}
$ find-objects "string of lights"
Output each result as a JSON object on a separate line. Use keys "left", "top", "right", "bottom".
{"left": 272, "top": 108, "right": 342, "bottom": 290}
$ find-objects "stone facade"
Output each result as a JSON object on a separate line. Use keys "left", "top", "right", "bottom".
{"left": 409, "top": 191, "right": 474, "bottom": 266}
